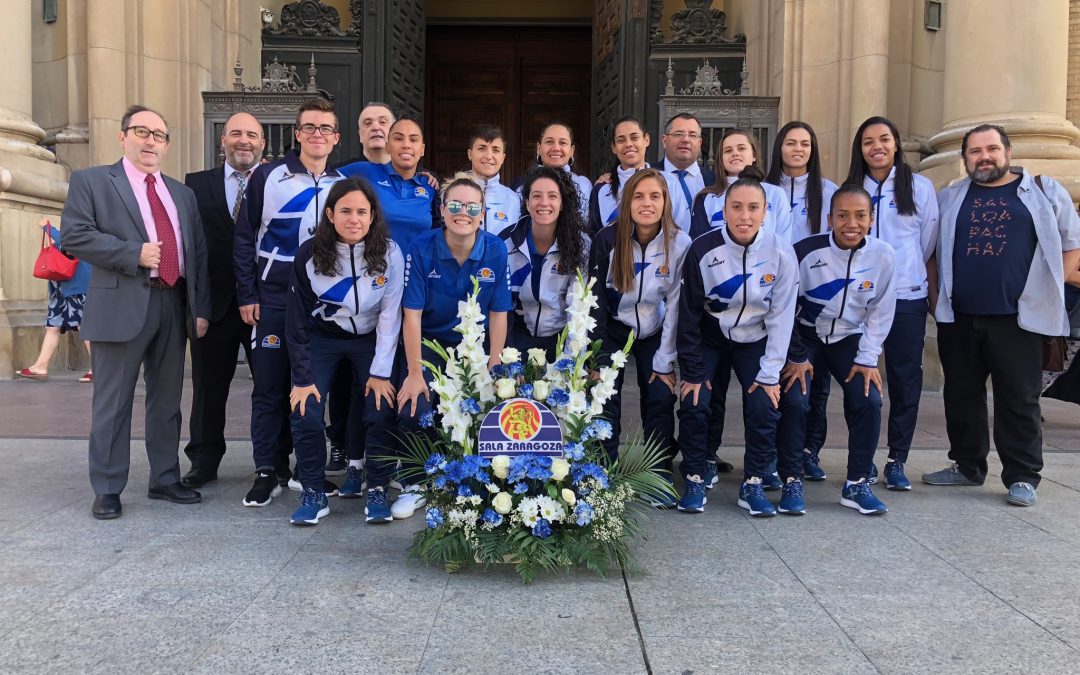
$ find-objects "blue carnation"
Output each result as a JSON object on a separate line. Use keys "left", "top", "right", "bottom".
{"left": 481, "top": 508, "right": 503, "bottom": 527}
{"left": 518, "top": 383, "right": 535, "bottom": 399}
{"left": 564, "top": 442, "right": 585, "bottom": 461}
{"left": 574, "top": 502, "right": 594, "bottom": 526}
{"left": 532, "top": 518, "right": 553, "bottom": 539}
{"left": 491, "top": 363, "right": 509, "bottom": 378}
{"left": 513, "top": 482, "right": 529, "bottom": 494}
{"left": 459, "top": 398, "right": 482, "bottom": 415}
{"left": 457, "top": 483, "right": 474, "bottom": 498}
{"left": 571, "top": 462, "right": 610, "bottom": 489}
{"left": 526, "top": 455, "right": 553, "bottom": 481}
{"left": 424, "top": 453, "right": 446, "bottom": 475}
{"left": 580, "top": 419, "right": 613, "bottom": 442}
{"left": 426, "top": 507, "right": 445, "bottom": 529}
{"left": 418, "top": 411, "right": 435, "bottom": 428}
{"left": 508, "top": 362, "right": 525, "bottom": 377}
{"left": 546, "top": 388, "right": 570, "bottom": 407}
{"left": 434, "top": 475, "right": 449, "bottom": 490}
{"left": 554, "top": 358, "right": 575, "bottom": 372}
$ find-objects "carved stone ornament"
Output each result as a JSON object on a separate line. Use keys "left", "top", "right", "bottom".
{"left": 347, "top": 0, "right": 363, "bottom": 35}
{"left": 678, "top": 59, "right": 739, "bottom": 96}
{"left": 668, "top": 0, "right": 744, "bottom": 45}
{"left": 264, "top": 0, "right": 346, "bottom": 37}
{"left": 649, "top": 0, "right": 665, "bottom": 44}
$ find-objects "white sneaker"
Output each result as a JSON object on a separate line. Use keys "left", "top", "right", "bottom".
{"left": 390, "top": 486, "right": 427, "bottom": 519}
{"left": 288, "top": 476, "right": 302, "bottom": 492}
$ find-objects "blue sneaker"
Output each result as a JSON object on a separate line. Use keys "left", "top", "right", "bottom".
{"left": 676, "top": 475, "right": 707, "bottom": 513}
{"left": 762, "top": 472, "right": 783, "bottom": 492}
{"left": 364, "top": 487, "right": 393, "bottom": 523}
{"left": 703, "top": 461, "right": 719, "bottom": 490}
{"left": 883, "top": 460, "right": 911, "bottom": 491}
{"left": 803, "top": 451, "right": 827, "bottom": 481}
{"left": 738, "top": 479, "right": 777, "bottom": 517}
{"left": 290, "top": 487, "right": 329, "bottom": 525}
{"left": 645, "top": 477, "right": 678, "bottom": 509}
{"left": 841, "top": 480, "right": 887, "bottom": 515}
{"left": 867, "top": 463, "right": 879, "bottom": 485}
{"left": 339, "top": 465, "right": 366, "bottom": 498}
{"left": 778, "top": 478, "right": 806, "bottom": 515}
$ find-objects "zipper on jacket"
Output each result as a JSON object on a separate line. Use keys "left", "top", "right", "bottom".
{"left": 347, "top": 243, "right": 360, "bottom": 334}
{"left": 533, "top": 248, "right": 547, "bottom": 337}
{"left": 827, "top": 247, "right": 855, "bottom": 341}
{"left": 872, "top": 178, "right": 884, "bottom": 238}
{"left": 729, "top": 244, "right": 750, "bottom": 339}
{"left": 633, "top": 241, "right": 645, "bottom": 336}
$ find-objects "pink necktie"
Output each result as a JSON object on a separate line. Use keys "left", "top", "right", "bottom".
{"left": 145, "top": 174, "right": 180, "bottom": 286}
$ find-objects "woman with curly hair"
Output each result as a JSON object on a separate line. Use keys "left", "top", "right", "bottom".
{"left": 500, "top": 165, "right": 591, "bottom": 360}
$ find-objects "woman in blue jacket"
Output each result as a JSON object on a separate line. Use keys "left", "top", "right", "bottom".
{"left": 677, "top": 170, "right": 805, "bottom": 517}
{"left": 501, "top": 165, "right": 590, "bottom": 360}
{"left": 286, "top": 178, "right": 404, "bottom": 526}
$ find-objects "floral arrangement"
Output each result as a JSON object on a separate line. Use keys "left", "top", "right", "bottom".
{"left": 399, "top": 275, "right": 674, "bottom": 583}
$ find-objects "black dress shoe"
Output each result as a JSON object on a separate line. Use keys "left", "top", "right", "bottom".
{"left": 181, "top": 466, "right": 218, "bottom": 488}
{"left": 92, "top": 494, "right": 122, "bottom": 519}
{"left": 147, "top": 482, "right": 202, "bottom": 504}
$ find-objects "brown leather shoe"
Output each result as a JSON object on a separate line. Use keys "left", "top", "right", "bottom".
{"left": 92, "top": 494, "right": 122, "bottom": 519}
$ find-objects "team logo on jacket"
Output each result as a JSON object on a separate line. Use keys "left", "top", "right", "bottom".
{"left": 414, "top": 186, "right": 429, "bottom": 198}
{"left": 759, "top": 273, "right": 776, "bottom": 287}
{"left": 261, "top": 335, "right": 281, "bottom": 349}
{"left": 371, "top": 275, "right": 388, "bottom": 289}
{"left": 477, "top": 267, "right": 495, "bottom": 283}
{"left": 655, "top": 265, "right": 670, "bottom": 278}
{"left": 857, "top": 280, "right": 875, "bottom": 292}
{"left": 495, "top": 211, "right": 508, "bottom": 221}
{"left": 550, "top": 262, "right": 564, "bottom": 274}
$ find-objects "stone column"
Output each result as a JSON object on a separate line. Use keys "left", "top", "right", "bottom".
{"left": 920, "top": 0, "right": 1080, "bottom": 195}
{"left": 0, "top": 0, "right": 70, "bottom": 378}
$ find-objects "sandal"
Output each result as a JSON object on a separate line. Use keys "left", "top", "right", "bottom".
{"left": 16, "top": 368, "right": 48, "bottom": 381}
{"left": 78, "top": 372, "right": 93, "bottom": 383}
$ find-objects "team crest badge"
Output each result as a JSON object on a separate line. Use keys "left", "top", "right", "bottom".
{"left": 261, "top": 335, "right": 281, "bottom": 349}
{"left": 495, "top": 211, "right": 508, "bottom": 221}
{"left": 857, "top": 280, "right": 875, "bottom": 292}
{"left": 759, "top": 273, "right": 776, "bottom": 287}
{"left": 655, "top": 265, "right": 670, "bottom": 278}
{"left": 371, "top": 275, "right": 388, "bottom": 289}
{"left": 477, "top": 267, "right": 495, "bottom": 283}
{"left": 414, "top": 186, "right": 429, "bottom": 198}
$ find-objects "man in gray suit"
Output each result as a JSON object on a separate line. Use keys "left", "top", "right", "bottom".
{"left": 61, "top": 104, "right": 211, "bottom": 519}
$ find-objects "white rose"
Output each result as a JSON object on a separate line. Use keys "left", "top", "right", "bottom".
{"left": 561, "top": 488, "right": 577, "bottom": 506}
{"left": 500, "top": 347, "right": 522, "bottom": 365}
{"left": 492, "top": 491, "right": 513, "bottom": 515}
{"left": 551, "top": 457, "right": 570, "bottom": 482}
{"left": 527, "top": 348, "right": 548, "bottom": 367}
{"left": 491, "top": 455, "right": 510, "bottom": 480}
{"left": 532, "top": 380, "right": 550, "bottom": 401}
{"left": 495, "top": 377, "right": 517, "bottom": 399}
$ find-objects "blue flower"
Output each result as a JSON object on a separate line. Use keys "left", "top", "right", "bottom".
{"left": 513, "top": 482, "right": 529, "bottom": 494}
{"left": 580, "top": 420, "right": 613, "bottom": 442}
{"left": 418, "top": 411, "right": 435, "bottom": 428}
{"left": 459, "top": 398, "right": 482, "bottom": 415}
{"left": 546, "top": 388, "right": 570, "bottom": 407}
{"left": 481, "top": 508, "right": 503, "bottom": 526}
{"left": 424, "top": 453, "right": 446, "bottom": 475}
{"left": 532, "top": 518, "right": 553, "bottom": 538}
{"left": 508, "top": 362, "right": 525, "bottom": 377}
{"left": 564, "top": 442, "right": 585, "bottom": 461}
{"left": 457, "top": 483, "right": 474, "bottom": 498}
{"left": 571, "top": 462, "right": 609, "bottom": 489}
{"left": 554, "top": 358, "right": 575, "bottom": 372}
{"left": 434, "top": 475, "right": 449, "bottom": 490}
{"left": 426, "top": 507, "right": 445, "bottom": 529}
{"left": 526, "top": 455, "right": 553, "bottom": 481}
{"left": 491, "top": 363, "right": 509, "bottom": 378}
{"left": 518, "top": 383, "right": 535, "bottom": 399}
{"left": 574, "top": 502, "right": 594, "bottom": 526}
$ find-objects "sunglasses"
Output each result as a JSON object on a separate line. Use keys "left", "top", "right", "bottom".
{"left": 445, "top": 200, "right": 483, "bottom": 218}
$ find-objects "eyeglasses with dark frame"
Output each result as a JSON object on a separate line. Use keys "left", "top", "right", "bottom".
{"left": 124, "top": 126, "right": 170, "bottom": 143}
{"left": 445, "top": 200, "right": 483, "bottom": 218}
{"left": 297, "top": 123, "right": 338, "bottom": 136}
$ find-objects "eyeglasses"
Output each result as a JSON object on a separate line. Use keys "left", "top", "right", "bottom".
{"left": 666, "top": 131, "right": 701, "bottom": 140}
{"left": 125, "top": 126, "right": 169, "bottom": 143}
{"left": 445, "top": 200, "right": 483, "bottom": 218}
{"left": 298, "top": 123, "right": 338, "bottom": 136}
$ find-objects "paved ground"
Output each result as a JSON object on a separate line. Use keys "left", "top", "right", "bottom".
{"left": 2, "top": 368, "right": 1080, "bottom": 674}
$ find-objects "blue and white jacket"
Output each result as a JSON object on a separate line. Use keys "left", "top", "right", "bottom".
{"left": 501, "top": 217, "right": 591, "bottom": 339}
{"left": 475, "top": 174, "right": 521, "bottom": 237}
{"left": 589, "top": 224, "right": 692, "bottom": 374}
{"left": 689, "top": 178, "right": 794, "bottom": 242}
{"left": 774, "top": 173, "right": 839, "bottom": 243}
{"left": 860, "top": 166, "right": 939, "bottom": 300}
{"left": 677, "top": 226, "right": 798, "bottom": 385}
{"left": 286, "top": 238, "right": 404, "bottom": 386}
{"left": 793, "top": 233, "right": 896, "bottom": 367}
{"left": 234, "top": 150, "right": 343, "bottom": 309}
{"left": 587, "top": 164, "right": 690, "bottom": 236}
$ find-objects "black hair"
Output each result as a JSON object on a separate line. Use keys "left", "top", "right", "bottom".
{"left": 122, "top": 104, "right": 168, "bottom": 131}
{"left": 520, "top": 165, "right": 588, "bottom": 275}
{"left": 311, "top": 178, "right": 391, "bottom": 277}
{"left": 829, "top": 183, "right": 873, "bottom": 213}
{"left": 664, "top": 112, "right": 701, "bottom": 134}
{"left": 843, "top": 116, "right": 916, "bottom": 216}
{"left": 608, "top": 115, "right": 649, "bottom": 200}
{"left": 961, "top": 123, "right": 1011, "bottom": 155}
{"left": 468, "top": 124, "right": 506, "bottom": 148}
{"left": 766, "top": 121, "right": 826, "bottom": 233}
{"left": 389, "top": 115, "right": 424, "bottom": 135}
{"left": 724, "top": 165, "right": 767, "bottom": 202}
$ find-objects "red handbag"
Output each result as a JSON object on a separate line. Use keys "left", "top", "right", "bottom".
{"left": 32, "top": 223, "right": 78, "bottom": 281}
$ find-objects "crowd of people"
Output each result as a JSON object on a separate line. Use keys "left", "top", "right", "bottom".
{"left": 53, "top": 97, "right": 1080, "bottom": 523}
